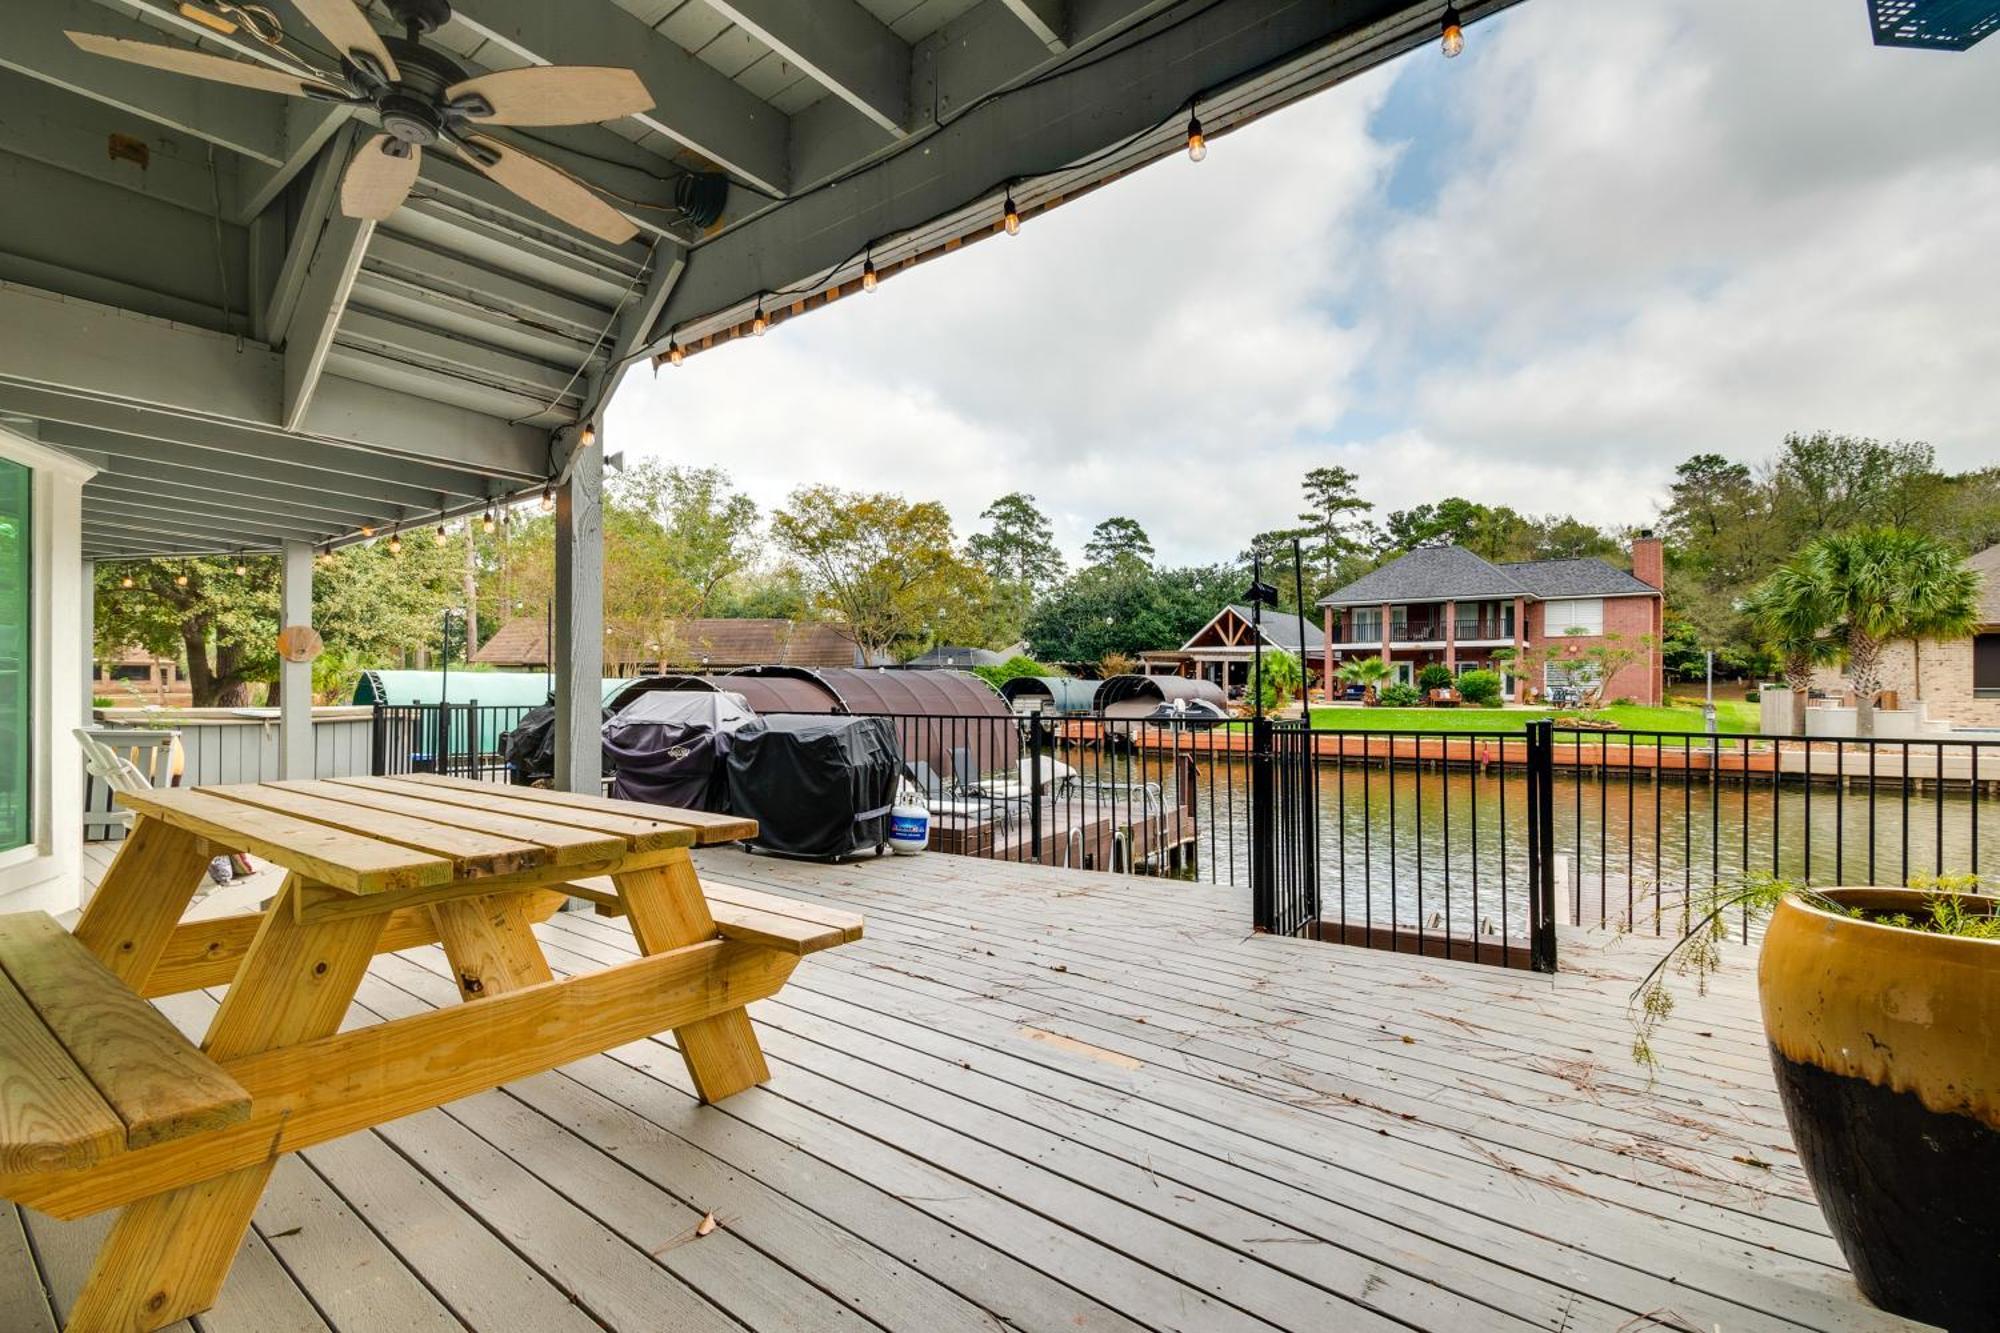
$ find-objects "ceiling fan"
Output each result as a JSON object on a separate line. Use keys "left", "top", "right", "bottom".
{"left": 66, "top": 0, "right": 655, "bottom": 244}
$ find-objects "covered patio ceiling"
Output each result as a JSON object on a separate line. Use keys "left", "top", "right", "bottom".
{"left": 0, "top": 0, "right": 1518, "bottom": 559}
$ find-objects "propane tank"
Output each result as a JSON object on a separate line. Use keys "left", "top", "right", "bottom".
{"left": 888, "top": 781, "right": 930, "bottom": 856}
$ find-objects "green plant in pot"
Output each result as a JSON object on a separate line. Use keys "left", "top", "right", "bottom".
{"left": 1632, "top": 874, "right": 2000, "bottom": 1329}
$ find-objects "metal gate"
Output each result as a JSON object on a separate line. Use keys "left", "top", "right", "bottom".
{"left": 1252, "top": 718, "right": 1558, "bottom": 972}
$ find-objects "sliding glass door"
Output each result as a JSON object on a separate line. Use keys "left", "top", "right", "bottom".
{"left": 0, "top": 459, "right": 28, "bottom": 853}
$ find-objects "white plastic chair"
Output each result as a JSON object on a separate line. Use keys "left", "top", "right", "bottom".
{"left": 75, "top": 727, "right": 237, "bottom": 885}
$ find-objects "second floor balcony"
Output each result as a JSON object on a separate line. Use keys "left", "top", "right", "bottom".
{"left": 1334, "top": 602, "right": 1516, "bottom": 646}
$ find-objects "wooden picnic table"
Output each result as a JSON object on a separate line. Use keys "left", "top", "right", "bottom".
{"left": 0, "top": 774, "right": 860, "bottom": 1332}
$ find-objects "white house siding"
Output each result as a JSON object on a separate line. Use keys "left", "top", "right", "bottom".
{"left": 0, "top": 427, "right": 95, "bottom": 913}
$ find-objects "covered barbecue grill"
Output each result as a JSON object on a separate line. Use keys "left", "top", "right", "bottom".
{"left": 727, "top": 714, "right": 900, "bottom": 861}
{"left": 602, "top": 690, "right": 756, "bottom": 812}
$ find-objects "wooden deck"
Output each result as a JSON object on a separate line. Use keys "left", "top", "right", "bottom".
{"left": 7, "top": 843, "right": 1925, "bottom": 1331}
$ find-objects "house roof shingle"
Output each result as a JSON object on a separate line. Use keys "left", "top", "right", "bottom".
{"left": 1318, "top": 545, "right": 1661, "bottom": 607}
{"left": 1497, "top": 558, "right": 1660, "bottom": 599}
{"left": 470, "top": 617, "right": 861, "bottom": 669}
{"left": 1316, "top": 546, "right": 1530, "bottom": 607}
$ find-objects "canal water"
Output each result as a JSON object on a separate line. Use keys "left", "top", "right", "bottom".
{"left": 1090, "top": 748, "right": 1999, "bottom": 943}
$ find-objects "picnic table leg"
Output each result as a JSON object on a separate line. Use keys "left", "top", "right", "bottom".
{"left": 429, "top": 891, "right": 555, "bottom": 999}
{"left": 66, "top": 878, "right": 386, "bottom": 1332}
{"left": 612, "top": 849, "right": 771, "bottom": 1103}
{"left": 71, "top": 816, "right": 212, "bottom": 991}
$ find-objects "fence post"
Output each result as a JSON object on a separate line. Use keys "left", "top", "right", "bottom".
{"left": 1028, "top": 714, "right": 1045, "bottom": 863}
{"left": 465, "top": 700, "right": 479, "bottom": 779}
{"left": 369, "top": 703, "right": 387, "bottom": 777}
{"left": 1251, "top": 714, "right": 1275, "bottom": 931}
{"left": 1526, "top": 720, "right": 1559, "bottom": 972}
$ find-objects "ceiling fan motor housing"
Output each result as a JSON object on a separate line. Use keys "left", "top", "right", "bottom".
{"left": 383, "top": 0, "right": 453, "bottom": 36}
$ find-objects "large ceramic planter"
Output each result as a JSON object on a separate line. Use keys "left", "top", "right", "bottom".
{"left": 1759, "top": 887, "right": 2000, "bottom": 1329}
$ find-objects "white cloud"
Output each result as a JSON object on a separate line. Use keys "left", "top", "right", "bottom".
{"left": 611, "top": 0, "right": 2000, "bottom": 565}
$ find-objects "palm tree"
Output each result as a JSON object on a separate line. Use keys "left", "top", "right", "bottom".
{"left": 1740, "top": 572, "right": 1837, "bottom": 737}
{"left": 1338, "top": 656, "right": 1392, "bottom": 706}
{"left": 1787, "top": 529, "right": 1979, "bottom": 738}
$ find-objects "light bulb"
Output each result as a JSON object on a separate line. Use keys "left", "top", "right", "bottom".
{"left": 1441, "top": 5, "right": 1463, "bottom": 57}
{"left": 234, "top": 562, "right": 247, "bottom": 576}
{"left": 360, "top": 525, "right": 375, "bottom": 538}
{"left": 579, "top": 425, "right": 595, "bottom": 448}
{"left": 433, "top": 524, "right": 447, "bottom": 546}
{"left": 751, "top": 304, "right": 767, "bottom": 336}
{"left": 174, "top": 573, "right": 188, "bottom": 586}
{"left": 120, "top": 575, "right": 133, "bottom": 589}
{"left": 1003, "top": 194, "right": 1021, "bottom": 235}
{"left": 1186, "top": 115, "right": 1206, "bottom": 162}
{"left": 666, "top": 340, "right": 684, "bottom": 366}
{"left": 862, "top": 258, "right": 878, "bottom": 293}
{"left": 482, "top": 511, "right": 496, "bottom": 535}
{"left": 388, "top": 534, "right": 402, "bottom": 555}
{"left": 318, "top": 549, "right": 334, "bottom": 566}
{"left": 540, "top": 485, "right": 555, "bottom": 513}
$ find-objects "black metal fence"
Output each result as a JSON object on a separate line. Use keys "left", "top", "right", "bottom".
{"left": 362, "top": 700, "right": 2000, "bottom": 977}
{"left": 370, "top": 701, "right": 536, "bottom": 781}
{"left": 1548, "top": 727, "right": 1999, "bottom": 940}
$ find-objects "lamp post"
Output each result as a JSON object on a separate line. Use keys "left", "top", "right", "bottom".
{"left": 1704, "top": 649, "right": 1718, "bottom": 735}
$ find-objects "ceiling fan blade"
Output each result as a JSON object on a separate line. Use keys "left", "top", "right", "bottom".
{"left": 445, "top": 66, "right": 654, "bottom": 127}
{"left": 288, "top": 0, "right": 398, "bottom": 82}
{"left": 341, "top": 135, "right": 420, "bottom": 220}
{"left": 459, "top": 137, "right": 639, "bottom": 245}
{"left": 65, "top": 31, "right": 340, "bottom": 97}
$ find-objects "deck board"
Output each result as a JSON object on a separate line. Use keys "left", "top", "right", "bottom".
{"left": 19, "top": 844, "right": 1926, "bottom": 1332}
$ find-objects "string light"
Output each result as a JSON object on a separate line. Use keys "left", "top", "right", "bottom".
{"left": 540, "top": 484, "right": 555, "bottom": 513}
{"left": 666, "top": 339, "right": 684, "bottom": 366}
{"left": 174, "top": 573, "right": 189, "bottom": 586}
{"left": 751, "top": 301, "right": 767, "bottom": 336}
{"left": 317, "top": 548, "right": 334, "bottom": 566}
{"left": 579, "top": 424, "right": 596, "bottom": 449}
{"left": 433, "top": 522, "right": 447, "bottom": 546}
{"left": 1186, "top": 113, "right": 1206, "bottom": 162}
{"left": 233, "top": 559, "right": 248, "bottom": 576}
{"left": 388, "top": 533, "right": 402, "bottom": 555}
{"left": 120, "top": 575, "right": 134, "bottom": 589}
{"left": 862, "top": 256, "right": 878, "bottom": 293}
{"left": 360, "top": 525, "right": 375, "bottom": 538}
{"left": 1003, "top": 192, "right": 1021, "bottom": 235}
{"left": 1441, "top": 4, "right": 1463, "bottom": 57}
{"left": 481, "top": 509, "right": 496, "bottom": 535}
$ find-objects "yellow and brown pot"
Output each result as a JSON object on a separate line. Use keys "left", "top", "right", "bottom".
{"left": 1759, "top": 887, "right": 2000, "bottom": 1329}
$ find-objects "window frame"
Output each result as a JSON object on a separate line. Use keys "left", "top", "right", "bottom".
{"left": 1541, "top": 598, "right": 1605, "bottom": 637}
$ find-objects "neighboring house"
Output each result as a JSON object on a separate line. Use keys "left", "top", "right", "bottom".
{"left": 1176, "top": 604, "right": 1328, "bottom": 695}
{"left": 471, "top": 616, "right": 865, "bottom": 672}
{"left": 1317, "top": 535, "right": 1667, "bottom": 704}
{"left": 1805, "top": 543, "right": 2000, "bottom": 727}
{"left": 91, "top": 648, "right": 191, "bottom": 706}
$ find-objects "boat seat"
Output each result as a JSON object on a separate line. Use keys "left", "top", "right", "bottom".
{"left": 0, "top": 912, "right": 250, "bottom": 1174}
{"left": 562, "top": 877, "right": 863, "bottom": 956}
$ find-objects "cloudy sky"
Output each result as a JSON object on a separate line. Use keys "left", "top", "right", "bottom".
{"left": 607, "top": 0, "right": 2000, "bottom": 568}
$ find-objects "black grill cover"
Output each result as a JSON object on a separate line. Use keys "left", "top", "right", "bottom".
{"left": 726, "top": 715, "right": 898, "bottom": 860}
{"left": 502, "top": 704, "right": 557, "bottom": 786}
{"left": 603, "top": 691, "right": 756, "bottom": 811}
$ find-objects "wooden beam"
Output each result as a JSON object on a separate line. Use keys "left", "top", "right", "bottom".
{"left": 1000, "top": 0, "right": 1069, "bottom": 51}
{"left": 705, "top": 0, "right": 911, "bottom": 138}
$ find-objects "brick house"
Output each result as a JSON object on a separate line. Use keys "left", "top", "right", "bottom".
{"left": 1316, "top": 536, "right": 1666, "bottom": 704}
{"left": 1805, "top": 543, "right": 2000, "bottom": 727}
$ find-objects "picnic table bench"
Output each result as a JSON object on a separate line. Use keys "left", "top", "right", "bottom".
{"left": 0, "top": 774, "right": 860, "bottom": 1332}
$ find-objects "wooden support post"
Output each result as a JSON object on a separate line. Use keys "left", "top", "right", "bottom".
{"left": 553, "top": 445, "right": 603, "bottom": 796}
{"left": 613, "top": 849, "right": 770, "bottom": 1102}
{"left": 71, "top": 816, "right": 212, "bottom": 992}
{"left": 66, "top": 878, "right": 385, "bottom": 1330}
{"left": 279, "top": 539, "right": 313, "bottom": 780}
{"left": 429, "top": 892, "right": 555, "bottom": 999}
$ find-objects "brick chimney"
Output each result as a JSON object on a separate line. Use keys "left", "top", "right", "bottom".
{"left": 1630, "top": 529, "right": 1664, "bottom": 590}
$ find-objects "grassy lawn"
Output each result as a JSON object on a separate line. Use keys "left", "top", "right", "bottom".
{"left": 1303, "top": 699, "right": 1762, "bottom": 735}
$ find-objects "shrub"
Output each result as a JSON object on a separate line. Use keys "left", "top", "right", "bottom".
{"left": 1377, "top": 682, "right": 1421, "bottom": 708}
{"left": 972, "top": 655, "right": 1058, "bottom": 689}
{"left": 1415, "top": 663, "right": 1454, "bottom": 694}
{"left": 1745, "top": 689, "right": 1761, "bottom": 702}
{"left": 1456, "top": 669, "right": 1502, "bottom": 706}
